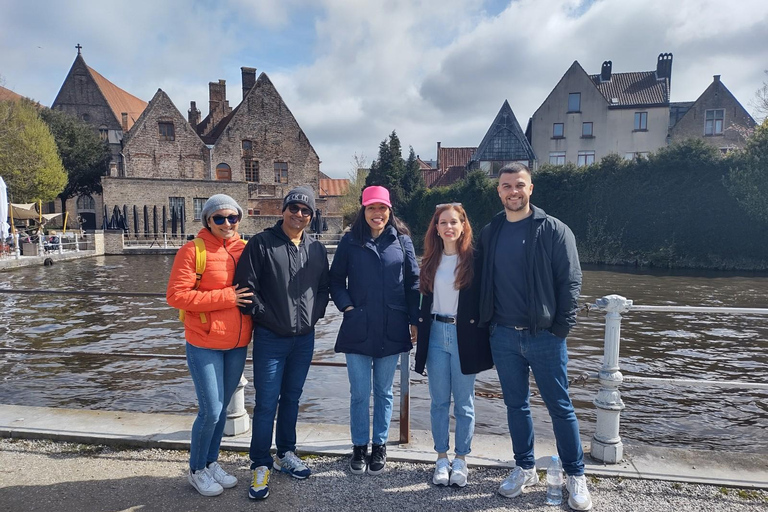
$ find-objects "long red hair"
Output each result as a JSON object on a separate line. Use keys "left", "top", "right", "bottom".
{"left": 420, "top": 204, "right": 474, "bottom": 294}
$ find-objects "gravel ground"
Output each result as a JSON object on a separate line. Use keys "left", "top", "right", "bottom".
{"left": 0, "top": 439, "right": 766, "bottom": 512}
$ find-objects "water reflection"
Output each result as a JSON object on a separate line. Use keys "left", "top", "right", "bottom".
{"left": 1, "top": 257, "right": 767, "bottom": 452}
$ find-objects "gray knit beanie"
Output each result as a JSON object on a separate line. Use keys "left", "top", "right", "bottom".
{"left": 201, "top": 194, "right": 244, "bottom": 225}
{"left": 282, "top": 186, "right": 316, "bottom": 217}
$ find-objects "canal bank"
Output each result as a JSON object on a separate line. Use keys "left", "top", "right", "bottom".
{"left": 1, "top": 404, "right": 766, "bottom": 490}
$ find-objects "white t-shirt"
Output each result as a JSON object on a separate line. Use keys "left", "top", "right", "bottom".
{"left": 431, "top": 253, "right": 459, "bottom": 316}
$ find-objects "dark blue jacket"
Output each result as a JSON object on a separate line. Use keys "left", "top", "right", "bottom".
{"left": 330, "top": 225, "right": 420, "bottom": 358}
{"left": 477, "top": 205, "right": 582, "bottom": 338}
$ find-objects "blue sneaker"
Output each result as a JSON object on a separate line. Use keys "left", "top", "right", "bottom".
{"left": 248, "top": 466, "right": 270, "bottom": 500}
{"left": 273, "top": 451, "right": 312, "bottom": 479}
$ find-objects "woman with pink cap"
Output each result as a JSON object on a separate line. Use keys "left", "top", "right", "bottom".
{"left": 329, "top": 185, "right": 420, "bottom": 476}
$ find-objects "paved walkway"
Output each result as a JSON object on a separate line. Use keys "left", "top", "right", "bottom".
{"left": 1, "top": 404, "right": 766, "bottom": 489}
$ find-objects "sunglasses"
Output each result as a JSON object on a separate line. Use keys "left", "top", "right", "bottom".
{"left": 436, "top": 202, "right": 462, "bottom": 209}
{"left": 288, "top": 204, "right": 313, "bottom": 217}
{"left": 211, "top": 214, "right": 240, "bottom": 225}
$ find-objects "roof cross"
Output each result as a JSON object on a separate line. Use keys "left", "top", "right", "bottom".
{"left": 75, "top": 43, "right": 82, "bottom": 55}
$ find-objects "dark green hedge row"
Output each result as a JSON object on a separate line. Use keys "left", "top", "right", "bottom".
{"left": 399, "top": 138, "right": 768, "bottom": 269}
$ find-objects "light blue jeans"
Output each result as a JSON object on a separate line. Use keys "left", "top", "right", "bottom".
{"left": 345, "top": 352, "right": 400, "bottom": 446}
{"left": 489, "top": 324, "right": 585, "bottom": 476}
{"left": 426, "top": 321, "right": 476, "bottom": 456}
{"left": 186, "top": 342, "right": 248, "bottom": 472}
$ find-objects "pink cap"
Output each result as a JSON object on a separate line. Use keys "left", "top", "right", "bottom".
{"left": 361, "top": 186, "right": 392, "bottom": 207}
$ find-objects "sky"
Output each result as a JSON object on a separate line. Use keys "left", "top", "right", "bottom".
{"left": 1, "top": 0, "right": 767, "bottom": 178}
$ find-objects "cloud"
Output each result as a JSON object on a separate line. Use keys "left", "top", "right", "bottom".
{"left": 1, "top": 0, "right": 766, "bottom": 178}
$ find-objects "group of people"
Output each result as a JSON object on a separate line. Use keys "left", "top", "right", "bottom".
{"left": 166, "top": 162, "right": 592, "bottom": 511}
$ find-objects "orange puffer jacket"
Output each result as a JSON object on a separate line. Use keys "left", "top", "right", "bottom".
{"left": 167, "top": 228, "right": 252, "bottom": 350}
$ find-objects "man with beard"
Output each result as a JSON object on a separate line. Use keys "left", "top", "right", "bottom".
{"left": 476, "top": 163, "right": 591, "bottom": 511}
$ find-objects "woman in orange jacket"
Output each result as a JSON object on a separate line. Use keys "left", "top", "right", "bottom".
{"left": 167, "top": 194, "right": 253, "bottom": 497}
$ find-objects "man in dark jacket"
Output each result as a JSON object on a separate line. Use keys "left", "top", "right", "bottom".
{"left": 234, "top": 186, "right": 329, "bottom": 501}
{"left": 476, "top": 163, "right": 591, "bottom": 511}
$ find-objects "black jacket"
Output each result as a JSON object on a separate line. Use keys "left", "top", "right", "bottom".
{"left": 330, "top": 226, "right": 420, "bottom": 358}
{"left": 234, "top": 221, "right": 330, "bottom": 337}
{"left": 477, "top": 205, "right": 582, "bottom": 339}
{"left": 414, "top": 251, "right": 493, "bottom": 375}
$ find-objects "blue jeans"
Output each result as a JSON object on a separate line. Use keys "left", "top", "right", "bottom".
{"left": 249, "top": 326, "right": 315, "bottom": 469}
{"left": 186, "top": 343, "right": 248, "bottom": 472}
{"left": 489, "top": 324, "right": 585, "bottom": 476}
{"left": 426, "top": 321, "right": 476, "bottom": 456}
{"left": 345, "top": 352, "right": 400, "bottom": 446}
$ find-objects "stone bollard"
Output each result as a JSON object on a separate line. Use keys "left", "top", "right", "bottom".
{"left": 591, "top": 294, "right": 632, "bottom": 463}
{"left": 224, "top": 373, "right": 250, "bottom": 436}
{"left": 57, "top": 236, "right": 63, "bottom": 254}
{"left": 163, "top": 233, "right": 168, "bottom": 248}
{"left": 13, "top": 233, "right": 20, "bottom": 259}
{"left": 74, "top": 233, "right": 80, "bottom": 253}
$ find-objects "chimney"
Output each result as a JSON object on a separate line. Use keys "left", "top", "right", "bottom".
{"left": 713, "top": 74, "right": 721, "bottom": 83}
{"left": 121, "top": 113, "right": 128, "bottom": 132}
{"left": 656, "top": 52, "right": 673, "bottom": 83}
{"left": 188, "top": 101, "right": 201, "bottom": 127}
{"left": 436, "top": 142, "right": 441, "bottom": 170}
{"left": 600, "top": 61, "right": 612, "bottom": 82}
{"left": 209, "top": 79, "right": 227, "bottom": 117}
{"left": 242, "top": 67, "right": 257, "bottom": 100}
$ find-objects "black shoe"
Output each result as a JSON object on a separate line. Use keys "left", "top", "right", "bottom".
{"left": 367, "top": 444, "right": 386, "bottom": 475}
{"left": 350, "top": 445, "right": 368, "bottom": 475}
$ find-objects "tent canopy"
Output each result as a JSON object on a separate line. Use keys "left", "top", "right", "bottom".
{"left": 9, "top": 203, "right": 62, "bottom": 221}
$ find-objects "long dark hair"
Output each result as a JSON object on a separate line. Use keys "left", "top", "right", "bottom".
{"left": 419, "top": 204, "right": 473, "bottom": 294}
{"left": 349, "top": 205, "right": 410, "bottom": 242}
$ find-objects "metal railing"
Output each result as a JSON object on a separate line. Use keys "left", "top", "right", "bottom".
{"left": 0, "top": 288, "right": 412, "bottom": 443}
{"left": 2, "top": 232, "right": 96, "bottom": 259}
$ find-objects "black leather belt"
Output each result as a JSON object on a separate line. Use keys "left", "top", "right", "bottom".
{"left": 433, "top": 314, "right": 456, "bottom": 324}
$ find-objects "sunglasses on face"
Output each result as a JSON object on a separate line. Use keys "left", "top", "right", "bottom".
{"left": 287, "top": 204, "right": 313, "bottom": 217}
{"left": 211, "top": 214, "right": 240, "bottom": 225}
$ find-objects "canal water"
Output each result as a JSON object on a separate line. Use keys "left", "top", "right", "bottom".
{"left": 1, "top": 256, "right": 767, "bottom": 453}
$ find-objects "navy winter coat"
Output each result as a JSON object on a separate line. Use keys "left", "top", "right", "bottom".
{"left": 330, "top": 225, "right": 420, "bottom": 358}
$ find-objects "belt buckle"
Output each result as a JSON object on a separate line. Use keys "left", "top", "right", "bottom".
{"left": 447, "top": 316, "right": 456, "bottom": 324}
{"left": 514, "top": 326, "right": 527, "bottom": 331}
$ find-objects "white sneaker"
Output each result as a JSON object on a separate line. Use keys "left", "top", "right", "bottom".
{"left": 207, "top": 461, "right": 238, "bottom": 489}
{"left": 566, "top": 474, "right": 593, "bottom": 511}
{"left": 432, "top": 457, "right": 450, "bottom": 486}
{"left": 498, "top": 466, "right": 539, "bottom": 498}
{"left": 188, "top": 468, "right": 224, "bottom": 497}
{"left": 449, "top": 458, "right": 468, "bottom": 487}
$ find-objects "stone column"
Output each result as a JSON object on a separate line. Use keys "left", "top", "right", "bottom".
{"left": 224, "top": 373, "right": 250, "bottom": 436}
{"left": 591, "top": 294, "right": 632, "bottom": 463}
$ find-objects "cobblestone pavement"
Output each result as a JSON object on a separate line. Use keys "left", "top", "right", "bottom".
{"left": 0, "top": 439, "right": 766, "bottom": 512}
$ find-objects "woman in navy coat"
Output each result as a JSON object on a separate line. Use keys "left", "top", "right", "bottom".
{"left": 330, "top": 186, "right": 420, "bottom": 476}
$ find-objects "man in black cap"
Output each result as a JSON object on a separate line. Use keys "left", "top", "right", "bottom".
{"left": 234, "top": 186, "right": 329, "bottom": 501}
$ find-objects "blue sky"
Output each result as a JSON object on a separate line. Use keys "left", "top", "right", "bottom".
{"left": 1, "top": 0, "right": 767, "bottom": 178}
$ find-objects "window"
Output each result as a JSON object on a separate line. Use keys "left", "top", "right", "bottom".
{"left": 99, "top": 126, "right": 108, "bottom": 141}
{"left": 216, "top": 163, "right": 231, "bottom": 180}
{"left": 193, "top": 198, "right": 207, "bottom": 220}
{"left": 245, "top": 159, "right": 259, "bottom": 182}
{"left": 552, "top": 123, "right": 564, "bottom": 138}
{"left": 549, "top": 152, "right": 566, "bottom": 165}
{"left": 77, "top": 194, "right": 96, "bottom": 210}
{"left": 274, "top": 162, "right": 288, "bottom": 183}
{"left": 248, "top": 208, "right": 261, "bottom": 216}
{"left": 577, "top": 150, "right": 595, "bottom": 166}
{"left": 705, "top": 109, "right": 724, "bottom": 135}
{"left": 159, "top": 122, "right": 175, "bottom": 141}
{"left": 242, "top": 140, "right": 253, "bottom": 153}
{"left": 567, "top": 93, "right": 581, "bottom": 112}
{"left": 634, "top": 112, "right": 648, "bottom": 131}
{"left": 624, "top": 152, "right": 635, "bottom": 161}
{"left": 582, "top": 122, "right": 593, "bottom": 137}
{"left": 169, "top": 197, "right": 185, "bottom": 218}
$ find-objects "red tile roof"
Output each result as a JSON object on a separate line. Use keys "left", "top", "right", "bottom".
{"left": 438, "top": 147, "right": 475, "bottom": 171}
{"left": 0, "top": 85, "right": 24, "bottom": 102}
{"left": 87, "top": 66, "right": 147, "bottom": 129}
{"left": 319, "top": 178, "right": 349, "bottom": 197}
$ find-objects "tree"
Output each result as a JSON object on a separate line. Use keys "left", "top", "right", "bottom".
{"left": 39, "top": 107, "right": 111, "bottom": 214}
{"left": 366, "top": 131, "right": 405, "bottom": 209}
{"left": 402, "top": 146, "right": 425, "bottom": 205}
{"left": 752, "top": 70, "right": 768, "bottom": 123}
{"left": 340, "top": 153, "right": 369, "bottom": 226}
{"left": 725, "top": 120, "right": 768, "bottom": 224}
{"left": 0, "top": 99, "right": 66, "bottom": 202}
